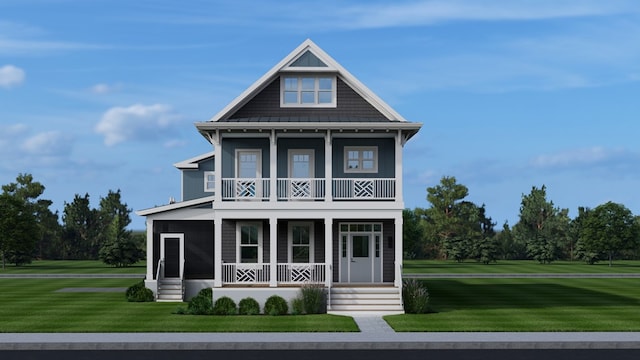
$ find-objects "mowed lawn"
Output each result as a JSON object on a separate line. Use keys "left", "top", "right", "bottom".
{"left": 0, "top": 260, "right": 146, "bottom": 274}
{"left": 386, "top": 278, "right": 640, "bottom": 331}
{"left": 403, "top": 259, "right": 640, "bottom": 274}
{"left": 0, "top": 278, "right": 357, "bottom": 332}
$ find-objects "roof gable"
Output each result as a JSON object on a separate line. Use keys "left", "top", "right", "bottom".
{"left": 173, "top": 151, "right": 214, "bottom": 170}
{"left": 208, "top": 39, "right": 407, "bottom": 123}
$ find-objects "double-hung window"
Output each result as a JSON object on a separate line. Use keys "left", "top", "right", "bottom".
{"left": 289, "top": 222, "right": 314, "bottom": 263}
{"left": 281, "top": 76, "right": 335, "bottom": 107}
{"left": 237, "top": 223, "right": 261, "bottom": 263}
{"left": 204, "top": 171, "right": 215, "bottom": 193}
{"left": 344, "top": 146, "right": 378, "bottom": 173}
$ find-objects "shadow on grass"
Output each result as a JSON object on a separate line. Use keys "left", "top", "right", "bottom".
{"left": 424, "top": 280, "right": 640, "bottom": 313}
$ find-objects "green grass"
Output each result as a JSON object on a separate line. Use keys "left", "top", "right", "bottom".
{"left": 0, "top": 278, "right": 358, "bottom": 332}
{"left": 386, "top": 278, "right": 640, "bottom": 331}
{"left": 403, "top": 259, "right": 640, "bottom": 274}
{"left": 0, "top": 260, "right": 146, "bottom": 274}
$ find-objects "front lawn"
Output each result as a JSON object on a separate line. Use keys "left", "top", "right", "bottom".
{"left": 0, "top": 260, "right": 146, "bottom": 274}
{"left": 0, "top": 278, "right": 357, "bottom": 332}
{"left": 386, "top": 278, "right": 640, "bottom": 331}
{"left": 403, "top": 259, "right": 640, "bottom": 274}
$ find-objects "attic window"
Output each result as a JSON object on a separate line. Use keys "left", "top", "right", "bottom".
{"left": 281, "top": 76, "right": 336, "bottom": 107}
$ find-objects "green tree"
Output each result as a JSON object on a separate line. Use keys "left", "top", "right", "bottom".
{"left": 577, "top": 202, "right": 639, "bottom": 267}
{"left": 98, "top": 190, "right": 143, "bottom": 267}
{"left": 62, "top": 193, "right": 99, "bottom": 259}
{"left": 0, "top": 193, "right": 39, "bottom": 267}
{"left": 513, "top": 185, "right": 568, "bottom": 264}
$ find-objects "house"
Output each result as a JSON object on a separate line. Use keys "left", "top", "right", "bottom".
{"left": 136, "top": 39, "right": 422, "bottom": 314}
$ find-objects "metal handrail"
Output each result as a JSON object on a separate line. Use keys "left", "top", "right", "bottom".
{"left": 155, "top": 258, "right": 164, "bottom": 300}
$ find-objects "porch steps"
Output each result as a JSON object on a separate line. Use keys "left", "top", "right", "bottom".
{"left": 328, "top": 287, "right": 404, "bottom": 314}
{"left": 157, "top": 278, "right": 184, "bottom": 302}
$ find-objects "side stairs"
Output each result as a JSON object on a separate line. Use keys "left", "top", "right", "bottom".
{"left": 157, "top": 278, "right": 184, "bottom": 302}
{"left": 328, "top": 287, "right": 404, "bottom": 315}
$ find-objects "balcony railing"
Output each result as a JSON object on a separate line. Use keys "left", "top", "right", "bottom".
{"left": 220, "top": 178, "right": 395, "bottom": 201}
{"left": 221, "top": 263, "right": 326, "bottom": 285}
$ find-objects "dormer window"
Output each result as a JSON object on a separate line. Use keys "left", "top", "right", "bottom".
{"left": 281, "top": 76, "right": 336, "bottom": 107}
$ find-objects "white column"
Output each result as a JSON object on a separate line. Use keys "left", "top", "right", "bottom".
{"left": 213, "top": 213, "right": 223, "bottom": 287}
{"left": 213, "top": 131, "right": 222, "bottom": 203}
{"left": 269, "top": 216, "right": 278, "bottom": 287}
{"left": 394, "top": 213, "right": 403, "bottom": 287}
{"left": 324, "top": 217, "right": 333, "bottom": 288}
{"left": 146, "top": 218, "right": 154, "bottom": 280}
{"left": 324, "top": 130, "right": 332, "bottom": 202}
{"left": 395, "top": 130, "right": 403, "bottom": 204}
{"left": 270, "top": 130, "right": 277, "bottom": 201}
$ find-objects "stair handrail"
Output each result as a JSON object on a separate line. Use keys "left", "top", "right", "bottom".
{"left": 326, "top": 264, "right": 332, "bottom": 311}
{"left": 155, "top": 258, "right": 164, "bottom": 300}
{"left": 180, "top": 258, "right": 186, "bottom": 299}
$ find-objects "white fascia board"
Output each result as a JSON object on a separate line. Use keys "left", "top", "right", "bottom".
{"left": 206, "top": 39, "right": 410, "bottom": 123}
{"left": 195, "top": 121, "right": 422, "bottom": 132}
{"left": 136, "top": 195, "right": 215, "bottom": 216}
{"left": 173, "top": 151, "right": 215, "bottom": 169}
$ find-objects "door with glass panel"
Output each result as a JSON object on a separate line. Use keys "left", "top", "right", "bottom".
{"left": 288, "top": 149, "right": 314, "bottom": 199}
{"left": 236, "top": 150, "right": 261, "bottom": 199}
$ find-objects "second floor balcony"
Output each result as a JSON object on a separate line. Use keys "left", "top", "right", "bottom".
{"left": 221, "top": 178, "right": 396, "bottom": 201}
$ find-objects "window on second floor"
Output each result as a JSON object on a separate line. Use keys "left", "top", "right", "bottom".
{"left": 204, "top": 171, "right": 215, "bottom": 193}
{"left": 344, "top": 146, "right": 378, "bottom": 173}
{"left": 281, "top": 76, "right": 336, "bottom": 107}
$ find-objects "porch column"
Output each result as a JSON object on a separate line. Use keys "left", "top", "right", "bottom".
{"left": 324, "top": 217, "right": 333, "bottom": 288}
{"left": 212, "top": 130, "right": 222, "bottom": 203}
{"left": 324, "top": 130, "right": 332, "bottom": 202}
{"left": 395, "top": 130, "right": 403, "bottom": 204}
{"left": 145, "top": 218, "right": 153, "bottom": 281}
{"left": 394, "top": 213, "right": 403, "bottom": 287}
{"left": 269, "top": 216, "right": 278, "bottom": 287}
{"left": 213, "top": 214, "right": 223, "bottom": 287}
{"left": 270, "top": 129, "right": 277, "bottom": 201}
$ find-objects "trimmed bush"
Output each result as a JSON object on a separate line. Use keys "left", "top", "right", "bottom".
{"left": 402, "top": 278, "right": 429, "bottom": 314}
{"left": 238, "top": 297, "right": 260, "bottom": 315}
{"left": 264, "top": 295, "right": 288, "bottom": 316}
{"left": 213, "top": 296, "right": 237, "bottom": 315}
{"left": 125, "top": 281, "right": 154, "bottom": 302}
{"left": 186, "top": 288, "right": 214, "bottom": 315}
{"left": 300, "top": 284, "right": 326, "bottom": 314}
{"left": 290, "top": 297, "right": 305, "bottom": 315}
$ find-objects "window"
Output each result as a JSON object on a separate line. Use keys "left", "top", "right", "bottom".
{"left": 204, "top": 171, "right": 215, "bottom": 193}
{"left": 289, "top": 222, "right": 314, "bottom": 263}
{"left": 281, "top": 76, "right": 335, "bottom": 107}
{"left": 344, "top": 147, "right": 378, "bottom": 173}
{"left": 237, "top": 223, "right": 262, "bottom": 263}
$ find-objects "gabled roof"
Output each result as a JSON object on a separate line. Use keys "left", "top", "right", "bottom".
{"left": 173, "top": 151, "right": 215, "bottom": 170}
{"left": 207, "top": 39, "right": 408, "bottom": 123}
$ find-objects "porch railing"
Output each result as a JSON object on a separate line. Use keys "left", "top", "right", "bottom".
{"left": 221, "top": 178, "right": 270, "bottom": 200}
{"left": 332, "top": 178, "right": 396, "bottom": 200}
{"left": 277, "top": 178, "right": 325, "bottom": 200}
{"left": 222, "top": 263, "right": 270, "bottom": 284}
{"left": 277, "top": 263, "right": 326, "bottom": 284}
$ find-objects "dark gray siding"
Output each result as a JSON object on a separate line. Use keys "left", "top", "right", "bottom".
{"left": 332, "top": 138, "right": 395, "bottom": 178}
{"left": 226, "top": 77, "right": 388, "bottom": 120}
{"left": 221, "top": 219, "right": 270, "bottom": 263}
{"left": 182, "top": 158, "right": 214, "bottom": 201}
{"left": 276, "top": 220, "right": 325, "bottom": 263}
{"left": 221, "top": 138, "right": 270, "bottom": 178}
{"left": 152, "top": 220, "right": 214, "bottom": 279}
{"left": 276, "top": 138, "right": 325, "bottom": 178}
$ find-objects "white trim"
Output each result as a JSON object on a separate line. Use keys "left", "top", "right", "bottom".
{"left": 136, "top": 196, "right": 215, "bottom": 216}
{"left": 173, "top": 151, "right": 215, "bottom": 169}
{"left": 280, "top": 75, "right": 336, "bottom": 108}
{"left": 236, "top": 222, "right": 263, "bottom": 264}
{"left": 160, "top": 233, "right": 184, "bottom": 278}
{"left": 287, "top": 221, "right": 315, "bottom": 263}
{"left": 344, "top": 146, "right": 378, "bottom": 173}
{"left": 288, "top": 149, "right": 314, "bottom": 178}
{"left": 338, "top": 222, "right": 383, "bottom": 283}
{"left": 204, "top": 171, "right": 216, "bottom": 193}
{"left": 235, "top": 149, "right": 262, "bottom": 178}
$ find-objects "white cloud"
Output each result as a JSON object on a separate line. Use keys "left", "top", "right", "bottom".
{"left": 90, "top": 83, "right": 121, "bottom": 94}
{"left": 21, "top": 131, "right": 73, "bottom": 156}
{"left": 95, "top": 104, "right": 182, "bottom": 146}
{"left": 529, "top": 147, "right": 640, "bottom": 176}
{"left": 0, "top": 65, "right": 25, "bottom": 88}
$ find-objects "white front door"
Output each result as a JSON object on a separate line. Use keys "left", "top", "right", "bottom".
{"left": 349, "top": 234, "right": 372, "bottom": 282}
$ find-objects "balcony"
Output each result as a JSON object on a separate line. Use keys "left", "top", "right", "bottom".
{"left": 222, "top": 263, "right": 326, "bottom": 285}
{"left": 221, "top": 178, "right": 395, "bottom": 201}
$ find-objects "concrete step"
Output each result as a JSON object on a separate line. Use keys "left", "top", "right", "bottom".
{"left": 328, "top": 287, "right": 403, "bottom": 313}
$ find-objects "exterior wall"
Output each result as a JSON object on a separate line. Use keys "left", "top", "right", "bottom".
{"left": 220, "top": 219, "right": 270, "bottom": 263}
{"left": 275, "top": 220, "right": 325, "bottom": 263}
{"left": 276, "top": 138, "right": 325, "bottom": 178}
{"left": 152, "top": 220, "right": 214, "bottom": 279}
{"left": 227, "top": 77, "right": 388, "bottom": 120}
{"left": 332, "top": 137, "right": 395, "bottom": 178}
{"left": 221, "top": 138, "right": 270, "bottom": 178}
{"left": 182, "top": 158, "right": 214, "bottom": 201}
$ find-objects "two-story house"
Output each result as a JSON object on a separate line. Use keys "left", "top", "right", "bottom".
{"left": 136, "top": 39, "right": 422, "bottom": 314}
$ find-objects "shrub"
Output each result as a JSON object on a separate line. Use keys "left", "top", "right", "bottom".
{"left": 264, "top": 295, "right": 288, "bottom": 315}
{"left": 213, "top": 296, "right": 237, "bottom": 315}
{"left": 402, "top": 279, "right": 429, "bottom": 314}
{"left": 300, "top": 284, "right": 326, "bottom": 314}
{"left": 238, "top": 297, "right": 260, "bottom": 315}
{"left": 290, "top": 297, "right": 305, "bottom": 315}
{"left": 186, "top": 288, "right": 214, "bottom": 315}
{"left": 125, "top": 281, "right": 154, "bottom": 302}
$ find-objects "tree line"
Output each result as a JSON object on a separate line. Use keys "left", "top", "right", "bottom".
{"left": 0, "top": 173, "right": 144, "bottom": 268}
{"left": 404, "top": 176, "right": 640, "bottom": 266}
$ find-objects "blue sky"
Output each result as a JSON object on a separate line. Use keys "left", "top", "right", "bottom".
{"left": 1, "top": 0, "right": 639, "bottom": 230}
